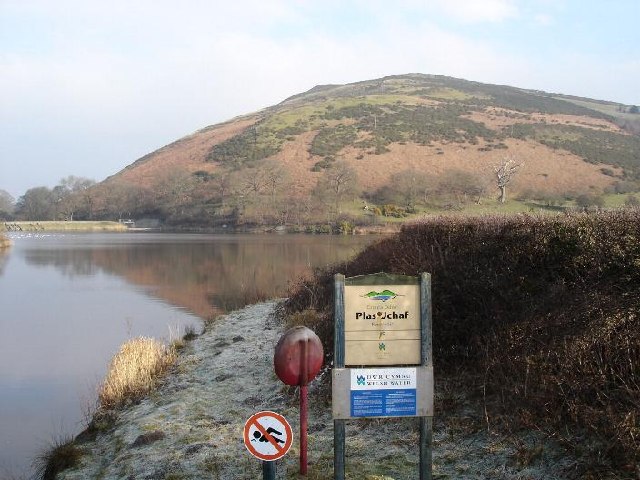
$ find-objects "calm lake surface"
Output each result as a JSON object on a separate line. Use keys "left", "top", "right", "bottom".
{"left": 0, "top": 232, "right": 376, "bottom": 477}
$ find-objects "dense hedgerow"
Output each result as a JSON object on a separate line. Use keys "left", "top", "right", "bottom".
{"left": 280, "top": 211, "right": 640, "bottom": 470}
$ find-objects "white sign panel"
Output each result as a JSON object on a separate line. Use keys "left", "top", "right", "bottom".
{"left": 350, "top": 367, "right": 417, "bottom": 390}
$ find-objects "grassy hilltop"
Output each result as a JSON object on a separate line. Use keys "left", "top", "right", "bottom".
{"left": 281, "top": 210, "right": 640, "bottom": 476}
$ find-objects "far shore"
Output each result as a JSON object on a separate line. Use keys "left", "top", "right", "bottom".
{"left": 3, "top": 221, "right": 128, "bottom": 232}
{"left": 2, "top": 220, "right": 402, "bottom": 235}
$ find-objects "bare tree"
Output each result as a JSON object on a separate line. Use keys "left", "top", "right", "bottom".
{"left": 235, "top": 166, "right": 268, "bottom": 198}
{"left": 209, "top": 170, "right": 235, "bottom": 208}
{"left": 388, "top": 169, "right": 432, "bottom": 211}
{"left": 59, "top": 175, "right": 95, "bottom": 193}
{"left": 52, "top": 176, "right": 96, "bottom": 220}
{"left": 101, "top": 182, "right": 140, "bottom": 219}
{"left": 313, "top": 161, "right": 359, "bottom": 217}
{"left": 0, "top": 190, "right": 15, "bottom": 219}
{"left": 16, "top": 187, "right": 54, "bottom": 220}
{"left": 155, "top": 168, "right": 196, "bottom": 214}
{"left": 436, "top": 169, "right": 488, "bottom": 206}
{"left": 261, "top": 159, "right": 290, "bottom": 207}
{"left": 494, "top": 156, "right": 524, "bottom": 204}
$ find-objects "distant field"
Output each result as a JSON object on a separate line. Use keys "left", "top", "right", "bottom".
{"left": 558, "top": 96, "right": 638, "bottom": 121}
{"left": 3, "top": 221, "right": 128, "bottom": 232}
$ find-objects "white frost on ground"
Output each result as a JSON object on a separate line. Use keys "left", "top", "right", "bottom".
{"left": 60, "top": 301, "right": 576, "bottom": 480}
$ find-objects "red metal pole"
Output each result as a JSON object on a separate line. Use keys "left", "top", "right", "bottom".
{"left": 300, "top": 383, "right": 308, "bottom": 475}
{"left": 300, "top": 338, "right": 309, "bottom": 475}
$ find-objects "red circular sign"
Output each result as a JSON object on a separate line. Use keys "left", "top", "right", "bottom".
{"left": 274, "top": 326, "right": 324, "bottom": 386}
{"left": 243, "top": 411, "right": 293, "bottom": 461}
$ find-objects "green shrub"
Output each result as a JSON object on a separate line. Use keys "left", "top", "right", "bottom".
{"left": 206, "top": 123, "right": 280, "bottom": 167}
{"left": 309, "top": 125, "right": 358, "bottom": 157}
{"left": 381, "top": 204, "right": 407, "bottom": 217}
{"left": 625, "top": 195, "right": 640, "bottom": 207}
{"left": 33, "top": 436, "right": 83, "bottom": 480}
{"left": 575, "top": 193, "right": 605, "bottom": 208}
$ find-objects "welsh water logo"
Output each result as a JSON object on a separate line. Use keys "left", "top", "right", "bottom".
{"left": 356, "top": 375, "right": 366, "bottom": 386}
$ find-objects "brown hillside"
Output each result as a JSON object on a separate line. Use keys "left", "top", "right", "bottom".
{"left": 93, "top": 74, "right": 639, "bottom": 223}
{"left": 269, "top": 110, "right": 621, "bottom": 197}
{"left": 108, "top": 117, "right": 257, "bottom": 189}
{"left": 107, "top": 109, "right": 620, "bottom": 200}
{"left": 107, "top": 106, "right": 621, "bottom": 202}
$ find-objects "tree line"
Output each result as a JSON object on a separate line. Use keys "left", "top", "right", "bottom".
{"left": 6, "top": 155, "right": 626, "bottom": 228}
{"left": 0, "top": 176, "right": 96, "bottom": 221}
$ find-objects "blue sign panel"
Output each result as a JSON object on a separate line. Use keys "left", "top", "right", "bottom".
{"left": 351, "top": 388, "right": 417, "bottom": 417}
{"left": 349, "top": 367, "right": 417, "bottom": 417}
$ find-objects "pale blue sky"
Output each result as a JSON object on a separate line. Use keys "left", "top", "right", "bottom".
{"left": 1, "top": 0, "right": 639, "bottom": 199}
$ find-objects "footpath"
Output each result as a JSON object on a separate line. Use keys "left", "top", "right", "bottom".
{"left": 60, "top": 302, "right": 575, "bottom": 480}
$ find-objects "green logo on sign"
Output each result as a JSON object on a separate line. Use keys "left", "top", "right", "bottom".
{"left": 362, "top": 289, "right": 400, "bottom": 302}
{"left": 379, "top": 342, "right": 386, "bottom": 351}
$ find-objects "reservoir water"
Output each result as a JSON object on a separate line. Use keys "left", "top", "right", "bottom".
{"left": 0, "top": 232, "right": 375, "bottom": 478}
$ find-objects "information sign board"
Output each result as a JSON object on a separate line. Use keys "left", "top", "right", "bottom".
{"left": 333, "top": 272, "right": 433, "bottom": 480}
{"left": 344, "top": 281, "right": 421, "bottom": 365}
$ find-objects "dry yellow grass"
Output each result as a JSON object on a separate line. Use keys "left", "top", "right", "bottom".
{"left": 99, "top": 337, "right": 176, "bottom": 409}
{"left": 0, "top": 233, "right": 10, "bottom": 249}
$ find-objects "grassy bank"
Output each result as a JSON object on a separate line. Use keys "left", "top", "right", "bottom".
{"left": 38, "top": 337, "right": 177, "bottom": 479}
{"left": 281, "top": 210, "right": 640, "bottom": 475}
{"left": 4, "top": 221, "right": 128, "bottom": 232}
{"left": 55, "top": 302, "right": 580, "bottom": 479}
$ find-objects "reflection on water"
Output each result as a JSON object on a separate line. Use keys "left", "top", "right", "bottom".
{"left": 0, "top": 232, "right": 376, "bottom": 477}
{"left": 19, "top": 233, "right": 374, "bottom": 318}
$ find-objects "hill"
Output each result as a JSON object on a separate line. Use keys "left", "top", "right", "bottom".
{"left": 88, "top": 74, "right": 640, "bottom": 228}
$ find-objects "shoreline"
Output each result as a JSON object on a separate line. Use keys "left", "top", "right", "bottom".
{"left": 3, "top": 221, "right": 128, "bottom": 232}
{"left": 2, "top": 221, "right": 400, "bottom": 235}
{"left": 58, "top": 301, "right": 575, "bottom": 480}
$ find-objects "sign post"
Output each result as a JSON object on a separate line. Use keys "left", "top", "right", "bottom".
{"left": 273, "top": 326, "right": 324, "bottom": 476}
{"left": 333, "top": 272, "right": 433, "bottom": 480}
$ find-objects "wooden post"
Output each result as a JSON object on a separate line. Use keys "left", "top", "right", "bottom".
{"left": 262, "top": 460, "right": 275, "bottom": 480}
{"left": 420, "top": 272, "right": 433, "bottom": 480}
{"left": 334, "top": 274, "right": 346, "bottom": 367}
{"left": 333, "top": 274, "right": 346, "bottom": 480}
